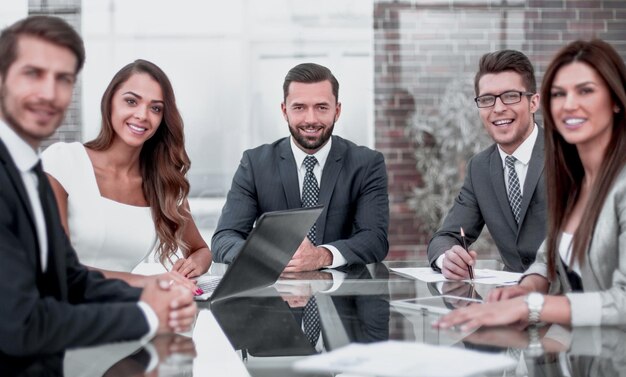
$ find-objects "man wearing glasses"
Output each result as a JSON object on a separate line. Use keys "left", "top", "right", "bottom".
{"left": 427, "top": 50, "right": 546, "bottom": 280}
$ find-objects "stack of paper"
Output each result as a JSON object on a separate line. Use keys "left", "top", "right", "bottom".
{"left": 294, "top": 341, "right": 516, "bottom": 377}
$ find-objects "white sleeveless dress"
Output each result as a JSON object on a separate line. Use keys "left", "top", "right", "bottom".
{"left": 42, "top": 142, "right": 157, "bottom": 272}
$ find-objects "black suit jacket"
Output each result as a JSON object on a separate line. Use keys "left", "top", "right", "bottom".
{"left": 427, "top": 130, "right": 547, "bottom": 272}
{"left": 212, "top": 136, "right": 389, "bottom": 265}
{"left": 0, "top": 139, "right": 148, "bottom": 357}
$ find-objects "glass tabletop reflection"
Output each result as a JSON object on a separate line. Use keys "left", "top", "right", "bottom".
{"left": 4, "top": 261, "right": 625, "bottom": 377}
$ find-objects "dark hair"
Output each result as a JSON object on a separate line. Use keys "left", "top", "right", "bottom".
{"left": 85, "top": 59, "right": 191, "bottom": 266}
{"left": 541, "top": 39, "right": 626, "bottom": 279}
{"left": 474, "top": 50, "right": 536, "bottom": 95}
{"left": 283, "top": 63, "right": 339, "bottom": 102}
{"left": 0, "top": 15, "right": 85, "bottom": 77}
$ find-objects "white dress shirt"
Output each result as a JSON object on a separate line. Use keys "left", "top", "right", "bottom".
{"left": 290, "top": 137, "right": 348, "bottom": 268}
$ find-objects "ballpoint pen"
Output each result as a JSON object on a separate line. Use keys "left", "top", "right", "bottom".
{"left": 460, "top": 227, "right": 475, "bottom": 281}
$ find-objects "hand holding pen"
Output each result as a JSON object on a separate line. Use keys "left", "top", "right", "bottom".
{"left": 440, "top": 228, "right": 478, "bottom": 281}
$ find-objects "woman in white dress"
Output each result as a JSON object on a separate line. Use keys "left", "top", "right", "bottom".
{"left": 43, "top": 60, "right": 210, "bottom": 293}
{"left": 434, "top": 39, "right": 626, "bottom": 329}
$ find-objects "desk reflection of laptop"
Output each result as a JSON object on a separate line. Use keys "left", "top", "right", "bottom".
{"left": 194, "top": 206, "right": 323, "bottom": 304}
{"left": 211, "top": 288, "right": 317, "bottom": 357}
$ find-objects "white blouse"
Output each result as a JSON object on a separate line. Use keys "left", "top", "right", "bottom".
{"left": 559, "top": 232, "right": 581, "bottom": 277}
{"left": 42, "top": 142, "right": 156, "bottom": 272}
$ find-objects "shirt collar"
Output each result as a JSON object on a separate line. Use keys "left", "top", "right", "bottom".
{"left": 290, "top": 136, "right": 332, "bottom": 170}
{"left": 0, "top": 119, "right": 40, "bottom": 173}
{"left": 498, "top": 123, "right": 538, "bottom": 166}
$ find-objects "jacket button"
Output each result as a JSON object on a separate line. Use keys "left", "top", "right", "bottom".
{"left": 522, "top": 257, "right": 532, "bottom": 265}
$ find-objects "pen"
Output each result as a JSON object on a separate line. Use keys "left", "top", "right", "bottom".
{"left": 460, "top": 227, "right": 475, "bottom": 281}
{"left": 468, "top": 282, "right": 475, "bottom": 299}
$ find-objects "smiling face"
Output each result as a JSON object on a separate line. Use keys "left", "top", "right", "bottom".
{"left": 0, "top": 36, "right": 77, "bottom": 149}
{"left": 477, "top": 71, "right": 539, "bottom": 155}
{"left": 549, "top": 62, "right": 615, "bottom": 152}
{"left": 281, "top": 80, "right": 341, "bottom": 154}
{"left": 110, "top": 72, "right": 164, "bottom": 148}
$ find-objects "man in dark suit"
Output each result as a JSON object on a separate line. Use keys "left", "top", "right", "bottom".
{"left": 428, "top": 50, "right": 546, "bottom": 279}
{"left": 212, "top": 63, "right": 389, "bottom": 271}
{"left": 0, "top": 16, "right": 196, "bottom": 357}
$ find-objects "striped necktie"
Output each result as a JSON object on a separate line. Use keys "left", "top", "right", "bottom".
{"left": 505, "top": 155, "right": 522, "bottom": 224}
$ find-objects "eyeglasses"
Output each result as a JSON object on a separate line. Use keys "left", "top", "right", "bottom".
{"left": 474, "top": 91, "right": 535, "bottom": 108}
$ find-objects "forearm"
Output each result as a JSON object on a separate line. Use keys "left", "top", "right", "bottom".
{"left": 210, "top": 231, "right": 246, "bottom": 263}
{"left": 519, "top": 273, "right": 550, "bottom": 293}
{"left": 539, "top": 295, "right": 572, "bottom": 325}
{"left": 1, "top": 298, "right": 147, "bottom": 356}
{"left": 428, "top": 157, "right": 485, "bottom": 267}
{"left": 329, "top": 230, "right": 388, "bottom": 265}
{"left": 427, "top": 235, "right": 459, "bottom": 267}
{"left": 187, "top": 247, "right": 211, "bottom": 267}
{"left": 211, "top": 153, "right": 258, "bottom": 263}
{"left": 86, "top": 265, "right": 148, "bottom": 288}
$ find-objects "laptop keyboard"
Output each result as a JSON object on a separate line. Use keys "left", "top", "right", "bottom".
{"left": 195, "top": 275, "right": 222, "bottom": 299}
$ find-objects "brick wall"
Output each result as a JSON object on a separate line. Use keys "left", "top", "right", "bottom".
{"left": 29, "top": 0, "right": 82, "bottom": 148}
{"left": 374, "top": 0, "right": 626, "bottom": 260}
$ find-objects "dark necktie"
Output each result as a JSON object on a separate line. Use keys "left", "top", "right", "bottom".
{"left": 32, "top": 161, "right": 54, "bottom": 272}
{"left": 301, "top": 155, "right": 319, "bottom": 244}
{"left": 505, "top": 156, "right": 522, "bottom": 224}
{"left": 301, "top": 155, "right": 321, "bottom": 346}
{"left": 303, "top": 296, "right": 320, "bottom": 346}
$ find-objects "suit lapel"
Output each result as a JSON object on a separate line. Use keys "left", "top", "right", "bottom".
{"left": 0, "top": 139, "right": 39, "bottom": 239}
{"left": 278, "top": 138, "right": 302, "bottom": 209}
{"left": 317, "top": 137, "right": 345, "bottom": 243}
{"left": 517, "top": 131, "right": 544, "bottom": 226}
{"left": 489, "top": 147, "right": 519, "bottom": 234}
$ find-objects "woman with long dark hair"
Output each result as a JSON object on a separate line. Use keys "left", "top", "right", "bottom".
{"left": 435, "top": 39, "right": 626, "bottom": 329}
{"left": 43, "top": 60, "right": 210, "bottom": 292}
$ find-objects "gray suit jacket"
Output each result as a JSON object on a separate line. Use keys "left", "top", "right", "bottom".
{"left": 524, "top": 166, "right": 626, "bottom": 326}
{"left": 427, "top": 131, "right": 547, "bottom": 272}
{"left": 211, "top": 135, "right": 389, "bottom": 265}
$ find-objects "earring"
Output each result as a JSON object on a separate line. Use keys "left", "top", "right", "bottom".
{"left": 614, "top": 105, "right": 621, "bottom": 113}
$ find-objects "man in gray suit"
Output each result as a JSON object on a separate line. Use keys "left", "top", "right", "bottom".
{"left": 212, "top": 63, "right": 389, "bottom": 271}
{"left": 427, "top": 50, "right": 546, "bottom": 279}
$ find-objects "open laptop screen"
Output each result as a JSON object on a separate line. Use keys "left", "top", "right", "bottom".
{"left": 199, "top": 206, "right": 323, "bottom": 302}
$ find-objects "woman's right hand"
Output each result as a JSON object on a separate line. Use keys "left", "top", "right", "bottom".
{"left": 487, "top": 274, "right": 550, "bottom": 302}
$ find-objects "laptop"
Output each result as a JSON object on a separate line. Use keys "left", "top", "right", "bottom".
{"left": 195, "top": 206, "right": 324, "bottom": 303}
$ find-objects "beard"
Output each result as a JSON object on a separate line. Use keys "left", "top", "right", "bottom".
{"left": 0, "top": 83, "right": 64, "bottom": 144}
{"left": 288, "top": 120, "right": 335, "bottom": 152}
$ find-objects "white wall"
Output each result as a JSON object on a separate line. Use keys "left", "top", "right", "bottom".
{"left": 0, "top": 1, "right": 27, "bottom": 29}
{"left": 81, "top": 0, "right": 373, "bottom": 197}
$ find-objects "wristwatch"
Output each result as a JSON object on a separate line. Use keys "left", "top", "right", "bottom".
{"left": 525, "top": 324, "right": 544, "bottom": 357}
{"left": 525, "top": 292, "right": 544, "bottom": 324}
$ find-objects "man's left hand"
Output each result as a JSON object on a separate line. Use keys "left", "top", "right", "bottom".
{"left": 283, "top": 238, "right": 333, "bottom": 272}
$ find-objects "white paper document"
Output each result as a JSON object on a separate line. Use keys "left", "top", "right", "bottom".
{"left": 391, "top": 267, "right": 521, "bottom": 285}
{"left": 294, "top": 341, "right": 516, "bottom": 377}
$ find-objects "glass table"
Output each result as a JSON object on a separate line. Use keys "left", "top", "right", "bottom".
{"left": 4, "top": 261, "right": 625, "bottom": 376}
